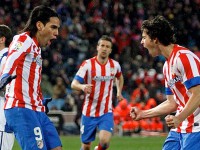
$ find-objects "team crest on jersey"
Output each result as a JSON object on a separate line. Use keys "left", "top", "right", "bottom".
{"left": 13, "top": 41, "right": 23, "bottom": 51}
{"left": 36, "top": 139, "right": 44, "bottom": 149}
{"left": 110, "top": 67, "right": 115, "bottom": 76}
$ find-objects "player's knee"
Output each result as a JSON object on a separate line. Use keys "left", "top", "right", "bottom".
{"left": 82, "top": 142, "right": 91, "bottom": 150}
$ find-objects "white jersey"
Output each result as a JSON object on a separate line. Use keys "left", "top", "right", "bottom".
{"left": 75, "top": 56, "right": 122, "bottom": 117}
{"left": 0, "top": 48, "right": 9, "bottom": 131}
{"left": 163, "top": 44, "right": 200, "bottom": 133}
{"left": 2, "top": 32, "right": 45, "bottom": 112}
{"left": 0, "top": 48, "right": 14, "bottom": 150}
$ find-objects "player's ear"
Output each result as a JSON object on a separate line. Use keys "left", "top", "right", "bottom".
{"left": 109, "top": 48, "right": 112, "bottom": 54}
{"left": 36, "top": 21, "right": 44, "bottom": 31}
{"left": 0, "top": 36, "right": 5, "bottom": 43}
{"left": 154, "top": 38, "right": 159, "bottom": 44}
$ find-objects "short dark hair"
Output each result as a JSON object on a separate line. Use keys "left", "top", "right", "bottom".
{"left": 0, "top": 25, "right": 12, "bottom": 47}
{"left": 21, "top": 5, "right": 59, "bottom": 37}
{"left": 141, "top": 15, "right": 176, "bottom": 46}
{"left": 98, "top": 35, "right": 112, "bottom": 47}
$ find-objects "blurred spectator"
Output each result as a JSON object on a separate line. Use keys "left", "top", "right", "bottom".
{"left": 41, "top": 74, "right": 53, "bottom": 98}
{"left": 49, "top": 76, "right": 67, "bottom": 110}
{"left": 61, "top": 94, "right": 74, "bottom": 112}
{"left": 71, "top": 90, "right": 84, "bottom": 130}
{"left": 114, "top": 99, "right": 139, "bottom": 135}
{"left": 130, "top": 82, "right": 149, "bottom": 109}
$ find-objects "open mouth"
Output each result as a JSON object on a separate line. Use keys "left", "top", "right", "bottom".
{"left": 47, "top": 39, "right": 55, "bottom": 46}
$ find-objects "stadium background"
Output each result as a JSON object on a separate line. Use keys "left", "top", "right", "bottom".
{"left": 1, "top": 0, "right": 200, "bottom": 145}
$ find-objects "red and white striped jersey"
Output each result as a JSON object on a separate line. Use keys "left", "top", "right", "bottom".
{"left": 75, "top": 56, "right": 122, "bottom": 117}
{"left": 3, "top": 32, "right": 45, "bottom": 112}
{"left": 163, "top": 44, "right": 200, "bottom": 133}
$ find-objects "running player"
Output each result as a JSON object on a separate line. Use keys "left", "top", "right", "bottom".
{"left": 71, "top": 35, "right": 124, "bottom": 150}
{"left": 130, "top": 15, "right": 200, "bottom": 150}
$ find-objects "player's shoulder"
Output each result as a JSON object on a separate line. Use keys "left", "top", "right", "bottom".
{"left": 13, "top": 32, "right": 32, "bottom": 42}
{"left": 109, "top": 58, "right": 120, "bottom": 65}
{"left": 79, "top": 58, "right": 91, "bottom": 68}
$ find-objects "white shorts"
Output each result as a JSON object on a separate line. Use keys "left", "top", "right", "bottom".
{"left": 0, "top": 131, "right": 14, "bottom": 150}
{"left": 0, "top": 96, "right": 6, "bottom": 131}
{"left": 0, "top": 97, "right": 14, "bottom": 150}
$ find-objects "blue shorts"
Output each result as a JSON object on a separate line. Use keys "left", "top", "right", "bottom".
{"left": 163, "top": 131, "right": 200, "bottom": 150}
{"left": 80, "top": 113, "right": 114, "bottom": 143}
{"left": 5, "top": 108, "right": 62, "bottom": 150}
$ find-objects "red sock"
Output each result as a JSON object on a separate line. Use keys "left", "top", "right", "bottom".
{"left": 97, "top": 143, "right": 109, "bottom": 150}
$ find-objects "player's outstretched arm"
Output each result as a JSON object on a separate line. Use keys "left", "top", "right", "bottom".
{"left": 130, "top": 95, "right": 178, "bottom": 121}
{"left": 0, "top": 73, "right": 17, "bottom": 90}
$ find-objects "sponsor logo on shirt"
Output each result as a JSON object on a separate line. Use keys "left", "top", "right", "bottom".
{"left": 168, "top": 75, "right": 182, "bottom": 88}
{"left": 93, "top": 76, "right": 115, "bottom": 81}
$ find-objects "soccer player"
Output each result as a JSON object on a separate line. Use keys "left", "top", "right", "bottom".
{"left": 0, "top": 25, "right": 14, "bottom": 150}
{"left": 130, "top": 15, "right": 200, "bottom": 149}
{"left": 0, "top": 6, "right": 62, "bottom": 150}
{"left": 71, "top": 35, "right": 124, "bottom": 150}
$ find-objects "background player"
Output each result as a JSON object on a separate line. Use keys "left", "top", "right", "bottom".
{"left": 0, "top": 24, "right": 14, "bottom": 150}
{"left": 71, "top": 35, "right": 124, "bottom": 150}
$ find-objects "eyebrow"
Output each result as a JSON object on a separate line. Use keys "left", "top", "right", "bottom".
{"left": 51, "top": 24, "right": 60, "bottom": 29}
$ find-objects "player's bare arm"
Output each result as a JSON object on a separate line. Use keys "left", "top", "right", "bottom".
{"left": 115, "top": 74, "right": 124, "bottom": 101}
{"left": 71, "top": 79, "right": 93, "bottom": 94}
{"left": 130, "top": 95, "right": 178, "bottom": 121}
{"left": 166, "top": 85, "right": 200, "bottom": 128}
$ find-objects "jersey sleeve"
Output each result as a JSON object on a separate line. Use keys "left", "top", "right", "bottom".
{"left": 115, "top": 62, "right": 122, "bottom": 78}
{"left": 2, "top": 34, "right": 32, "bottom": 75}
{"left": 176, "top": 52, "right": 200, "bottom": 89}
{"left": 74, "top": 60, "right": 88, "bottom": 84}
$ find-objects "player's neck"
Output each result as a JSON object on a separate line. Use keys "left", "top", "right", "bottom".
{"left": 0, "top": 45, "right": 5, "bottom": 51}
{"left": 97, "top": 56, "right": 108, "bottom": 65}
{"left": 161, "top": 44, "right": 174, "bottom": 59}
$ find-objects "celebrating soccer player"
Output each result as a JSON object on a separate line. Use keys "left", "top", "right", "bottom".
{"left": 130, "top": 15, "right": 200, "bottom": 149}
{"left": 0, "top": 5, "right": 62, "bottom": 150}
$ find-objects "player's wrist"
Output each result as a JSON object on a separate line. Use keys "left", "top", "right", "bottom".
{"left": 81, "top": 85, "right": 86, "bottom": 92}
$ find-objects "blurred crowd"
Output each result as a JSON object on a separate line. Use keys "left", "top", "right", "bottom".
{"left": 0, "top": 0, "right": 200, "bottom": 133}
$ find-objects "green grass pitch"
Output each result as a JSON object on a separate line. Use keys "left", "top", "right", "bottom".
{"left": 12, "top": 135, "right": 166, "bottom": 150}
